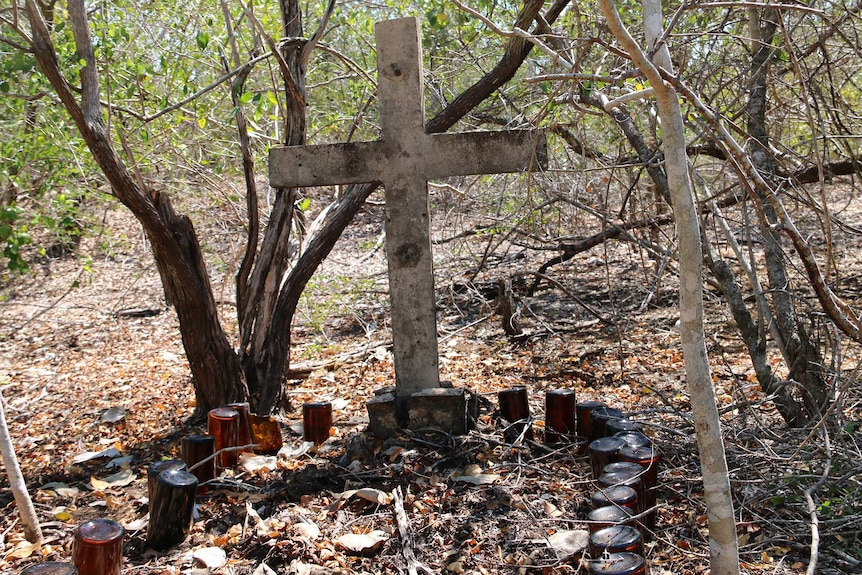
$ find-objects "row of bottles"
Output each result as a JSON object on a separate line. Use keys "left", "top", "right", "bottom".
{"left": 22, "top": 401, "right": 335, "bottom": 574}
{"left": 497, "top": 386, "right": 659, "bottom": 575}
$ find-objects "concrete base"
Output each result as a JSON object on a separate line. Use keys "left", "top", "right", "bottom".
{"left": 366, "top": 385, "right": 471, "bottom": 437}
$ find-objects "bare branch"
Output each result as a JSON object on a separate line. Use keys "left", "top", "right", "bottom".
{"left": 299, "top": 0, "right": 335, "bottom": 66}
{"left": 451, "top": 0, "right": 573, "bottom": 69}
{"left": 67, "top": 0, "right": 100, "bottom": 122}
{"left": 666, "top": 70, "right": 862, "bottom": 342}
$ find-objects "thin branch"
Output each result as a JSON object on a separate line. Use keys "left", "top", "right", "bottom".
{"left": 450, "top": 0, "right": 573, "bottom": 68}
{"left": 803, "top": 429, "right": 831, "bottom": 575}
{"left": 604, "top": 87, "right": 656, "bottom": 110}
{"left": 299, "top": 0, "right": 335, "bottom": 66}
{"left": 686, "top": 1, "right": 824, "bottom": 14}
{"left": 238, "top": 0, "right": 305, "bottom": 108}
{"left": 665, "top": 70, "right": 862, "bottom": 343}
{"left": 0, "top": 34, "right": 32, "bottom": 51}
{"left": 108, "top": 51, "right": 275, "bottom": 123}
{"left": 67, "top": 0, "right": 100, "bottom": 122}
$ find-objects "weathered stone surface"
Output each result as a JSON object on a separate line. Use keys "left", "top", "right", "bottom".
{"left": 366, "top": 393, "right": 399, "bottom": 438}
{"left": 269, "top": 17, "right": 546, "bottom": 408}
{"left": 366, "top": 388, "right": 472, "bottom": 437}
{"left": 407, "top": 387, "right": 467, "bottom": 436}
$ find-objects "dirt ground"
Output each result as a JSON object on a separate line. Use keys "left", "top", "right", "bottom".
{"left": 1, "top": 186, "right": 860, "bottom": 575}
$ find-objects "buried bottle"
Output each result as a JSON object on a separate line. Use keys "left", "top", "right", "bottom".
{"left": 587, "top": 505, "right": 635, "bottom": 534}
{"left": 498, "top": 387, "right": 533, "bottom": 441}
{"left": 598, "top": 471, "right": 646, "bottom": 514}
{"left": 146, "top": 469, "right": 198, "bottom": 551}
{"left": 606, "top": 418, "right": 643, "bottom": 437}
{"left": 613, "top": 430, "right": 652, "bottom": 449}
{"left": 588, "top": 436, "right": 625, "bottom": 479}
{"left": 589, "top": 525, "right": 645, "bottom": 557}
{"left": 619, "top": 444, "right": 660, "bottom": 529}
{"left": 208, "top": 407, "right": 240, "bottom": 469}
{"left": 181, "top": 434, "right": 215, "bottom": 494}
{"left": 146, "top": 459, "right": 187, "bottom": 502}
{"left": 576, "top": 400, "right": 606, "bottom": 452}
{"left": 590, "top": 485, "right": 638, "bottom": 512}
{"left": 303, "top": 401, "right": 333, "bottom": 445}
{"left": 72, "top": 519, "right": 124, "bottom": 575}
{"left": 589, "top": 406, "right": 624, "bottom": 441}
{"left": 224, "top": 402, "right": 254, "bottom": 453}
{"left": 545, "top": 388, "right": 576, "bottom": 444}
{"left": 588, "top": 552, "right": 647, "bottom": 575}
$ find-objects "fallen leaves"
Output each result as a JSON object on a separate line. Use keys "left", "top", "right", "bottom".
{"left": 333, "top": 530, "right": 389, "bottom": 555}
{"left": 191, "top": 546, "right": 227, "bottom": 569}
{"left": 90, "top": 468, "right": 135, "bottom": 490}
{"left": 546, "top": 529, "right": 589, "bottom": 561}
{"left": 451, "top": 464, "right": 500, "bottom": 485}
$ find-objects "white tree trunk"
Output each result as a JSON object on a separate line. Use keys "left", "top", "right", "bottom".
{"left": 597, "top": 0, "right": 739, "bottom": 572}
{"left": 0, "top": 390, "right": 43, "bottom": 544}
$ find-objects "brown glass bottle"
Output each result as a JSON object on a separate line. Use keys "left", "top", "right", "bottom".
{"left": 588, "top": 552, "right": 647, "bottom": 575}
{"left": 619, "top": 444, "right": 660, "bottom": 529}
{"left": 146, "top": 459, "right": 187, "bottom": 502}
{"left": 303, "top": 401, "right": 333, "bottom": 445}
{"left": 589, "top": 525, "right": 644, "bottom": 557}
{"left": 587, "top": 505, "right": 635, "bottom": 534}
{"left": 588, "top": 436, "right": 625, "bottom": 479}
{"left": 589, "top": 406, "right": 624, "bottom": 441}
{"left": 147, "top": 469, "right": 198, "bottom": 551}
{"left": 590, "top": 485, "right": 638, "bottom": 512}
{"left": 207, "top": 407, "right": 240, "bottom": 469}
{"left": 498, "top": 387, "right": 533, "bottom": 441}
{"left": 576, "top": 400, "right": 606, "bottom": 453}
{"left": 606, "top": 418, "right": 643, "bottom": 436}
{"left": 225, "top": 402, "right": 254, "bottom": 453}
{"left": 545, "top": 389, "right": 576, "bottom": 444}
{"left": 181, "top": 434, "right": 215, "bottom": 494}
{"left": 613, "top": 430, "right": 652, "bottom": 448}
{"left": 72, "top": 519, "right": 124, "bottom": 575}
{"left": 598, "top": 471, "right": 645, "bottom": 514}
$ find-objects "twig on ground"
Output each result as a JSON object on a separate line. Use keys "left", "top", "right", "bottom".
{"left": 393, "top": 486, "right": 433, "bottom": 575}
{"left": 803, "top": 428, "right": 831, "bottom": 575}
{"left": 186, "top": 444, "right": 259, "bottom": 472}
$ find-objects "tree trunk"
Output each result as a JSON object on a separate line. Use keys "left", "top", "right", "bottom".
{"left": 746, "top": 9, "right": 828, "bottom": 424}
{"left": 0, "top": 390, "right": 43, "bottom": 544}
{"left": 597, "top": 0, "right": 740, "bottom": 571}
{"left": 24, "top": 0, "right": 247, "bottom": 416}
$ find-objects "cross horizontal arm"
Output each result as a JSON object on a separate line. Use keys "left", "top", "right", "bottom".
{"left": 269, "top": 140, "right": 387, "bottom": 188}
{"left": 423, "top": 129, "right": 547, "bottom": 180}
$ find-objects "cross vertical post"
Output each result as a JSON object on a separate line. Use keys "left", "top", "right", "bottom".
{"left": 269, "top": 16, "right": 546, "bottom": 433}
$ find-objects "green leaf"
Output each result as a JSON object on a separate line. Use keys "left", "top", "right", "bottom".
{"left": 196, "top": 31, "right": 210, "bottom": 50}
{"left": 239, "top": 91, "right": 254, "bottom": 105}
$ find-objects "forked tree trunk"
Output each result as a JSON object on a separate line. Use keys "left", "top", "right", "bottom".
{"left": 25, "top": 0, "right": 247, "bottom": 416}
{"left": 746, "top": 9, "right": 828, "bottom": 424}
{"left": 23, "top": 0, "right": 568, "bottom": 417}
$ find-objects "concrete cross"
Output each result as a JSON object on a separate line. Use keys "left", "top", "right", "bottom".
{"left": 270, "top": 17, "right": 546, "bottom": 398}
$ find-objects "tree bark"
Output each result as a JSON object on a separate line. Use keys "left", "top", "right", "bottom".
{"left": 25, "top": 0, "right": 247, "bottom": 415}
{"left": 746, "top": 9, "right": 828, "bottom": 424}
{"left": 597, "top": 0, "right": 740, "bottom": 571}
{"left": 0, "top": 390, "right": 43, "bottom": 544}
